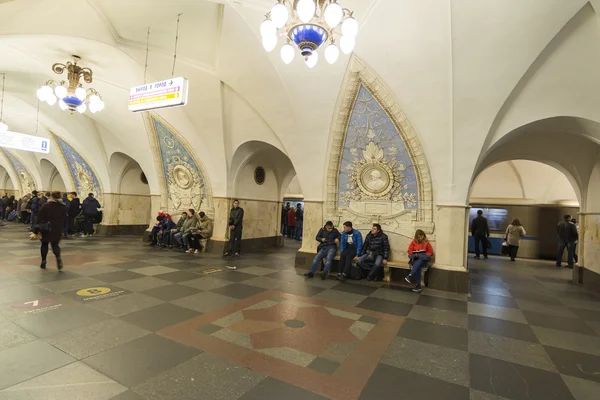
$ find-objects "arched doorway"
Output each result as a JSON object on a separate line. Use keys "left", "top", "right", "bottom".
{"left": 229, "top": 141, "right": 298, "bottom": 252}
{"left": 40, "top": 159, "right": 68, "bottom": 192}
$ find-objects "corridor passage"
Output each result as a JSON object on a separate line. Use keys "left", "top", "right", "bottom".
{"left": 0, "top": 223, "right": 598, "bottom": 399}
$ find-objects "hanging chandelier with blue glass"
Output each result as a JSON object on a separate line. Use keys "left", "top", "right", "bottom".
{"left": 260, "top": 0, "right": 358, "bottom": 68}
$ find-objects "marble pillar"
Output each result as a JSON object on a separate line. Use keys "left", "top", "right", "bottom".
{"left": 427, "top": 205, "right": 470, "bottom": 293}
{"left": 299, "top": 201, "right": 324, "bottom": 253}
{"left": 579, "top": 213, "right": 600, "bottom": 291}
{"left": 97, "top": 193, "right": 152, "bottom": 236}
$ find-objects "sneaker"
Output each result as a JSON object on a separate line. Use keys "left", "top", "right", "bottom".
{"left": 412, "top": 287, "right": 422, "bottom": 293}
{"left": 186, "top": 249, "right": 192, "bottom": 253}
{"left": 224, "top": 252, "right": 230, "bottom": 257}
{"left": 57, "top": 259, "right": 63, "bottom": 271}
{"left": 404, "top": 275, "right": 412, "bottom": 284}
{"left": 234, "top": 252, "right": 240, "bottom": 257}
{"left": 194, "top": 249, "right": 200, "bottom": 254}
{"left": 40, "top": 261, "right": 46, "bottom": 270}
{"left": 320, "top": 272, "right": 327, "bottom": 280}
{"left": 80, "top": 234, "right": 87, "bottom": 238}
{"left": 339, "top": 273, "right": 347, "bottom": 281}
{"left": 303, "top": 272, "right": 314, "bottom": 278}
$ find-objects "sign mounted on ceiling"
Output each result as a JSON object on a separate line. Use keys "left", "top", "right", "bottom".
{"left": 128, "top": 77, "right": 189, "bottom": 112}
{"left": 0, "top": 131, "right": 50, "bottom": 154}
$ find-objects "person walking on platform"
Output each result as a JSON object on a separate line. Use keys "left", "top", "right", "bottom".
{"left": 556, "top": 214, "right": 578, "bottom": 268}
{"left": 37, "top": 191, "right": 67, "bottom": 270}
{"left": 504, "top": 218, "right": 526, "bottom": 262}
{"left": 471, "top": 209, "right": 490, "bottom": 259}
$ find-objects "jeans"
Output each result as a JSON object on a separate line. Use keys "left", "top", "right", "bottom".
{"left": 227, "top": 225, "right": 243, "bottom": 254}
{"left": 30, "top": 212, "right": 38, "bottom": 230}
{"left": 473, "top": 235, "right": 488, "bottom": 257}
{"left": 557, "top": 241, "right": 575, "bottom": 267}
{"left": 149, "top": 226, "right": 161, "bottom": 243}
{"left": 174, "top": 232, "right": 184, "bottom": 246}
{"left": 295, "top": 220, "right": 303, "bottom": 240}
{"left": 309, "top": 247, "right": 337, "bottom": 275}
{"left": 357, "top": 253, "right": 384, "bottom": 280}
{"left": 182, "top": 232, "right": 193, "bottom": 249}
{"left": 160, "top": 229, "right": 172, "bottom": 245}
{"left": 340, "top": 245, "right": 357, "bottom": 276}
{"left": 409, "top": 254, "right": 431, "bottom": 289}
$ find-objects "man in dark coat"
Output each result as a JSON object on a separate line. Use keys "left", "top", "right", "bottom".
{"left": 81, "top": 193, "right": 101, "bottom": 237}
{"left": 357, "top": 224, "right": 390, "bottom": 281}
{"left": 67, "top": 192, "right": 81, "bottom": 235}
{"left": 304, "top": 221, "right": 341, "bottom": 280}
{"left": 470, "top": 210, "right": 490, "bottom": 259}
{"left": 37, "top": 191, "right": 67, "bottom": 270}
{"left": 557, "top": 214, "right": 579, "bottom": 268}
{"left": 225, "top": 199, "right": 244, "bottom": 257}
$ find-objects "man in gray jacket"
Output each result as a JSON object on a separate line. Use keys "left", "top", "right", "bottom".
{"left": 225, "top": 199, "right": 244, "bottom": 257}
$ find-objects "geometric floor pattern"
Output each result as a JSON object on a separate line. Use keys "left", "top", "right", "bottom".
{"left": 0, "top": 223, "right": 599, "bottom": 399}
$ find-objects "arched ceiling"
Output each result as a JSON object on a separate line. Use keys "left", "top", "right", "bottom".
{"left": 0, "top": 0, "right": 599, "bottom": 205}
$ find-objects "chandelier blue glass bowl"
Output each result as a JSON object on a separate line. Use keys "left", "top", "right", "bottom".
{"left": 260, "top": 0, "right": 358, "bottom": 67}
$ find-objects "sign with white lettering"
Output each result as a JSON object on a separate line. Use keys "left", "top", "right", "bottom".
{"left": 0, "top": 131, "right": 50, "bottom": 154}
{"left": 128, "top": 77, "right": 189, "bottom": 112}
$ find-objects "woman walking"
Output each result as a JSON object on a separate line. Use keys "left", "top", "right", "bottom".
{"left": 505, "top": 218, "right": 526, "bottom": 262}
{"left": 37, "top": 191, "right": 67, "bottom": 270}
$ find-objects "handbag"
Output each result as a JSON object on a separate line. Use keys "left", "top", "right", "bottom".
{"left": 37, "top": 221, "right": 51, "bottom": 234}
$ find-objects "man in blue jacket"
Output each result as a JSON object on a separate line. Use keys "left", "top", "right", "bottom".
{"left": 81, "top": 193, "right": 101, "bottom": 238}
{"left": 304, "top": 221, "right": 340, "bottom": 280}
{"left": 337, "top": 221, "right": 363, "bottom": 281}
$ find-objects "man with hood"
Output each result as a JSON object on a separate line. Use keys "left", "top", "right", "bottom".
{"left": 81, "top": 193, "right": 101, "bottom": 238}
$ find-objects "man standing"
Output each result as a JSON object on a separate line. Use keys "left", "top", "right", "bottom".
{"left": 337, "top": 221, "right": 363, "bottom": 281}
{"left": 225, "top": 199, "right": 244, "bottom": 257}
{"left": 0, "top": 193, "right": 8, "bottom": 220}
{"left": 295, "top": 203, "right": 304, "bottom": 241}
{"left": 81, "top": 193, "right": 101, "bottom": 238}
{"left": 304, "top": 221, "right": 341, "bottom": 279}
{"left": 281, "top": 202, "right": 289, "bottom": 236}
{"left": 68, "top": 192, "right": 81, "bottom": 236}
{"left": 471, "top": 210, "right": 490, "bottom": 259}
{"left": 40, "top": 192, "right": 50, "bottom": 207}
{"left": 29, "top": 191, "right": 40, "bottom": 231}
{"left": 357, "top": 224, "right": 390, "bottom": 281}
{"left": 557, "top": 214, "right": 578, "bottom": 269}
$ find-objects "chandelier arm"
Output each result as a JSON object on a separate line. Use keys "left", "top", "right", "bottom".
{"left": 51, "top": 63, "right": 67, "bottom": 75}
{"left": 80, "top": 68, "right": 93, "bottom": 84}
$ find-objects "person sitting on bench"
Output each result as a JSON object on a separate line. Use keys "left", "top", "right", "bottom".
{"left": 304, "top": 221, "right": 340, "bottom": 280}
{"left": 337, "top": 221, "right": 363, "bottom": 281}
{"left": 404, "top": 229, "right": 434, "bottom": 292}
{"left": 187, "top": 212, "right": 213, "bottom": 254}
{"left": 357, "top": 224, "right": 390, "bottom": 281}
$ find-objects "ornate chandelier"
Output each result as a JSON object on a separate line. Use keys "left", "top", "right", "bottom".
{"left": 36, "top": 56, "right": 105, "bottom": 114}
{"left": 260, "top": 0, "right": 358, "bottom": 68}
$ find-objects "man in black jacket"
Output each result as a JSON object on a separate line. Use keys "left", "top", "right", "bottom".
{"left": 29, "top": 191, "right": 41, "bottom": 231}
{"left": 470, "top": 210, "right": 490, "bottom": 259}
{"left": 81, "top": 193, "right": 101, "bottom": 238}
{"left": 357, "top": 224, "right": 390, "bottom": 281}
{"left": 295, "top": 203, "right": 303, "bottom": 241}
{"left": 68, "top": 192, "right": 81, "bottom": 235}
{"left": 304, "top": 221, "right": 340, "bottom": 279}
{"left": 225, "top": 199, "right": 244, "bottom": 257}
{"left": 556, "top": 214, "right": 578, "bottom": 268}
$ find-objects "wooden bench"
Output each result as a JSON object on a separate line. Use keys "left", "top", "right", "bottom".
{"left": 331, "top": 255, "right": 431, "bottom": 287}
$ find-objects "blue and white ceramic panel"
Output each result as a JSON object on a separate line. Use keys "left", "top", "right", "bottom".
{"left": 1, "top": 148, "right": 36, "bottom": 193}
{"left": 54, "top": 135, "right": 102, "bottom": 198}
{"left": 338, "top": 85, "right": 418, "bottom": 209}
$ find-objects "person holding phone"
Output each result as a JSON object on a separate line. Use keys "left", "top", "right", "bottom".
{"left": 404, "top": 229, "right": 434, "bottom": 292}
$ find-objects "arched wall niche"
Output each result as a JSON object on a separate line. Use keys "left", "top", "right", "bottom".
{"left": 109, "top": 152, "right": 150, "bottom": 196}
{"left": 324, "top": 55, "right": 434, "bottom": 261}
{"left": 228, "top": 140, "right": 297, "bottom": 244}
{"left": 0, "top": 148, "right": 36, "bottom": 195}
{"left": 40, "top": 159, "right": 67, "bottom": 192}
{"left": 0, "top": 165, "right": 16, "bottom": 194}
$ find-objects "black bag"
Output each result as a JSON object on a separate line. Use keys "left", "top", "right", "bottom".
{"left": 347, "top": 262, "right": 363, "bottom": 280}
{"left": 486, "top": 237, "right": 493, "bottom": 249}
{"left": 365, "top": 250, "right": 376, "bottom": 263}
{"left": 37, "top": 222, "right": 51, "bottom": 234}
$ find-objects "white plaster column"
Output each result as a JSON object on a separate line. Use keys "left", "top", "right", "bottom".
{"left": 100, "top": 193, "right": 119, "bottom": 226}
{"left": 582, "top": 213, "right": 600, "bottom": 275}
{"left": 211, "top": 197, "right": 231, "bottom": 242}
{"left": 433, "top": 204, "right": 470, "bottom": 271}
{"left": 300, "top": 201, "right": 324, "bottom": 253}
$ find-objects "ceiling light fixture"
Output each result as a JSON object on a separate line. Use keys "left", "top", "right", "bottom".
{"left": 260, "top": 0, "right": 358, "bottom": 67}
{"left": 36, "top": 55, "right": 105, "bottom": 114}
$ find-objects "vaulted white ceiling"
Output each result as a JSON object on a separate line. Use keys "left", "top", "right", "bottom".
{"left": 0, "top": 0, "right": 599, "bottom": 208}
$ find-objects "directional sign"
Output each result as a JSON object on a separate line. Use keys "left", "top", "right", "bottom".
{"left": 128, "top": 77, "right": 189, "bottom": 112}
{"left": 0, "top": 130, "right": 50, "bottom": 154}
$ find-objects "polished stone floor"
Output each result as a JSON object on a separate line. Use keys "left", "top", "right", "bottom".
{"left": 0, "top": 223, "right": 599, "bottom": 399}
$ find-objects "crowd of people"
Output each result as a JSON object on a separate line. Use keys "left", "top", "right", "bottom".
{"left": 304, "top": 221, "right": 433, "bottom": 292}
{"left": 281, "top": 202, "right": 303, "bottom": 241}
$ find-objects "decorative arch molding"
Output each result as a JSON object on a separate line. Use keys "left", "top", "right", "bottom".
{"left": 0, "top": 149, "right": 36, "bottom": 195}
{"left": 142, "top": 112, "right": 213, "bottom": 215}
{"left": 325, "top": 55, "right": 434, "bottom": 239}
{"left": 50, "top": 132, "right": 103, "bottom": 202}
